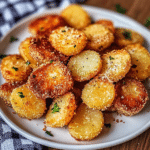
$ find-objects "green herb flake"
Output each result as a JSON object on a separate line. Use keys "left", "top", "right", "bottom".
{"left": 26, "top": 61, "right": 30, "bottom": 65}
{"left": 122, "top": 30, "right": 132, "bottom": 40}
{"left": 144, "top": 17, "right": 150, "bottom": 27}
{"left": 45, "top": 131, "right": 53, "bottom": 136}
{"left": 50, "top": 60, "right": 53, "bottom": 63}
{"left": 10, "top": 36, "right": 18, "bottom": 42}
{"left": 33, "top": 75, "right": 36, "bottom": 78}
{"left": 123, "top": 81, "right": 126, "bottom": 85}
{"left": 18, "top": 92, "right": 25, "bottom": 98}
{"left": 12, "top": 67, "right": 18, "bottom": 71}
{"left": 0, "top": 54, "right": 7, "bottom": 59}
{"left": 62, "top": 30, "right": 66, "bottom": 32}
{"left": 109, "top": 56, "right": 115, "bottom": 60}
{"left": 104, "top": 123, "right": 111, "bottom": 128}
{"left": 74, "top": 45, "right": 76, "bottom": 48}
{"left": 115, "top": 4, "right": 126, "bottom": 14}
{"left": 51, "top": 103, "right": 60, "bottom": 113}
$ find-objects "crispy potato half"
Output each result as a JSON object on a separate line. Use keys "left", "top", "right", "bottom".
{"left": 83, "top": 24, "right": 114, "bottom": 51}
{"left": 1, "top": 55, "right": 32, "bottom": 83}
{"left": 95, "top": 19, "right": 115, "bottom": 33}
{"left": 49, "top": 26, "right": 87, "bottom": 56}
{"left": 61, "top": 4, "right": 91, "bottom": 29}
{"left": 124, "top": 44, "right": 150, "bottom": 81}
{"left": 68, "top": 103, "right": 104, "bottom": 141}
{"left": 0, "top": 82, "right": 25, "bottom": 107}
{"left": 28, "top": 15, "right": 67, "bottom": 36}
{"left": 82, "top": 78, "right": 115, "bottom": 110}
{"left": 68, "top": 50, "right": 102, "bottom": 82}
{"left": 46, "top": 92, "right": 76, "bottom": 127}
{"left": 114, "top": 78, "right": 149, "bottom": 116}
{"left": 10, "top": 84, "right": 46, "bottom": 119}
{"left": 114, "top": 28, "right": 144, "bottom": 47}
{"left": 19, "top": 37, "right": 39, "bottom": 68}
{"left": 28, "top": 61, "right": 73, "bottom": 99}
{"left": 29, "top": 37, "right": 69, "bottom": 64}
{"left": 99, "top": 49, "right": 131, "bottom": 82}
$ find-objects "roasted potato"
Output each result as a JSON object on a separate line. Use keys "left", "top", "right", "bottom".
{"left": 28, "top": 15, "right": 67, "bottom": 37}
{"left": 68, "top": 50, "right": 102, "bottom": 82}
{"left": 96, "top": 19, "right": 115, "bottom": 33}
{"left": 124, "top": 44, "right": 150, "bottom": 81}
{"left": 114, "top": 28, "right": 144, "bottom": 47}
{"left": 19, "top": 37, "right": 39, "bottom": 68}
{"left": 83, "top": 24, "right": 114, "bottom": 51}
{"left": 49, "top": 26, "right": 87, "bottom": 56}
{"left": 1, "top": 55, "right": 32, "bottom": 83}
{"left": 0, "top": 82, "right": 25, "bottom": 107}
{"left": 68, "top": 103, "right": 104, "bottom": 141}
{"left": 61, "top": 4, "right": 91, "bottom": 29}
{"left": 81, "top": 77, "right": 115, "bottom": 110}
{"left": 28, "top": 61, "right": 73, "bottom": 99}
{"left": 98, "top": 49, "right": 131, "bottom": 82}
{"left": 114, "top": 78, "right": 149, "bottom": 116}
{"left": 10, "top": 84, "right": 46, "bottom": 119}
{"left": 46, "top": 92, "right": 76, "bottom": 127}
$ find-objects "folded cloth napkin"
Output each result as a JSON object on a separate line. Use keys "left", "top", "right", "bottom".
{"left": 0, "top": 0, "right": 85, "bottom": 150}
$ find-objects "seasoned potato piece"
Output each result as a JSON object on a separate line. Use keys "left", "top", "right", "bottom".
{"left": 114, "top": 28, "right": 144, "bottom": 47}
{"left": 114, "top": 78, "right": 149, "bottom": 116}
{"left": 0, "top": 82, "right": 25, "bottom": 107}
{"left": 10, "top": 84, "right": 46, "bottom": 119}
{"left": 28, "top": 15, "right": 67, "bottom": 36}
{"left": 61, "top": 4, "right": 91, "bottom": 29}
{"left": 124, "top": 44, "right": 150, "bottom": 81}
{"left": 96, "top": 19, "right": 115, "bottom": 33}
{"left": 83, "top": 24, "right": 114, "bottom": 51}
{"left": 68, "top": 50, "right": 102, "bottom": 82}
{"left": 29, "top": 37, "right": 69, "bottom": 64}
{"left": 46, "top": 92, "right": 76, "bottom": 127}
{"left": 98, "top": 49, "right": 131, "bottom": 82}
{"left": 68, "top": 103, "right": 104, "bottom": 141}
{"left": 1, "top": 55, "right": 32, "bottom": 83}
{"left": 28, "top": 61, "right": 73, "bottom": 99}
{"left": 19, "top": 37, "right": 39, "bottom": 68}
{"left": 49, "top": 26, "right": 87, "bottom": 56}
{"left": 82, "top": 78, "right": 115, "bottom": 110}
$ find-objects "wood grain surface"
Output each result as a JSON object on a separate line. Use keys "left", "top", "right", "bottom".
{"left": 49, "top": 0, "right": 150, "bottom": 150}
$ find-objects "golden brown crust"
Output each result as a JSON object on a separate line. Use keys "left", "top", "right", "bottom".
{"left": 28, "top": 61, "right": 73, "bottom": 99}
{"left": 114, "top": 78, "right": 149, "bottom": 116}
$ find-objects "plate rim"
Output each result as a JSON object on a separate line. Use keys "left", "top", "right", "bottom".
{"left": 0, "top": 5, "right": 150, "bottom": 150}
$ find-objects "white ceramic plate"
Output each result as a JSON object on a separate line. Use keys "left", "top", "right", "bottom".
{"left": 0, "top": 5, "right": 150, "bottom": 150}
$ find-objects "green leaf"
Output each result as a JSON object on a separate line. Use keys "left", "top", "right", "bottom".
{"left": 104, "top": 123, "right": 111, "bottom": 128}
{"left": 51, "top": 103, "right": 60, "bottom": 113}
{"left": 109, "top": 56, "right": 115, "bottom": 60}
{"left": 144, "top": 17, "right": 150, "bottom": 27}
{"left": 62, "top": 30, "right": 66, "bottom": 32}
{"left": 50, "top": 60, "right": 53, "bottom": 63}
{"left": 74, "top": 45, "right": 76, "bottom": 48}
{"left": 0, "top": 54, "right": 7, "bottom": 59}
{"left": 18, "top": 92, "right": 25, "bottom": 98}
{"left": 12, "top": 67, "right": 18, "bottom": 71}
{"left": 33, "top": 75, "right": 36, "bottom": 78}
{"left": 122, "top": 30, "right": 132, "bottom": 40}
{"left": 45, "top": 131, "right": 53, "bottom": 136}
{"left": 26, "top": 61, "right": 30, "bottom": 65}
{"left": 115, "top": 4, "right": 126, "bottom": 14}
{"left": 10, "top": 36, "right": 18, "bottom": 42}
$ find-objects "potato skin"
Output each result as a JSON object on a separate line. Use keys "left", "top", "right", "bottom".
{"left": 68, "top": 103, "right": 104, "bottom": 141}
{"left": 28, "top": 61, "right": 73, "bottom": 99}
{"left": 114, "top": 28, "right": 144, "bottom": 47}
{"left": 61, "top": 4, "right": 91, "bottom": 29}
{"left": 83, "top": 24, "right": 114, "bottom": 51}
{"left": 1, "top": 55, "right": 32, "bottom": 83}
{"left": 10, "top": 84, "right": 46, "bottom": 119}
{"left": 46, "top": 92, "right": 76, "bottom": 127}
{"left": 81, "top": 77, "right": 115, "bottom": 110}
{"left": 68, "top": 50, "right": 102, "bottom": 82}
{"left": 124, "top": 44, "right": 150, "bottom": 81}
{"left": 49, "top": 26, "right": 87, "bottom": 56}
{"left": 114, "top": 78, "right": 149, "bottom": 116}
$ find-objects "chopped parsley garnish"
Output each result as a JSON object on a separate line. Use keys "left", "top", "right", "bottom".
{"left": 50, "top": 60, "right": 53, "bottom": 63}
{"left": 122, "top": 30, "right": 132, "bottom": 40}
{"left": 144, "top": 17, "right": 150, "bottom": 27}
{"left": 132, "top": 64, "right": 137, "bottom": 68}
{"left": 40, "top": 27, "right": 44, "bottom": 31}
{"left": 12, "top": 67, "right": 18, "bottom": 71}
{"left": 115, "top": 4, "right": 126, "bottom": 14}
{"left": 45, "top": 131, "right": 53, "bottom": 136}
{"left": 74, "top": 45, "right": 76, "bottom": 48}
{"left": 0, "top": 54, "right": 7, "bottom": 59}
{"left": 62, "top": 30, "right": 66, "bottom": 32}
{"left": 51, "top": 103, "right": 60, "bottom": 113}
{"left": 109, "top": 56, "right": 115, "bottom": 60}
{"left": 123, "top": 81, "right": 126, "bottom": 85}
{"left": 104, "top": 123, "right": 111, "bottom": 128}
{"left": 33, "top": 75, "right": 36, "bottom": 78}
{"left": 26, "top": 61, "right": 30, "bottom": 65}
{"left": 10, "top": 36, "right": 18, "bottom": 42}
{"left": 18, "top": 92, "right": 25, "bottom": 98}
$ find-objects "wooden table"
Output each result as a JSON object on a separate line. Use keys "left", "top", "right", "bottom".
{"left": 49, "top": 0, "right": 150, "bottom": 150}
